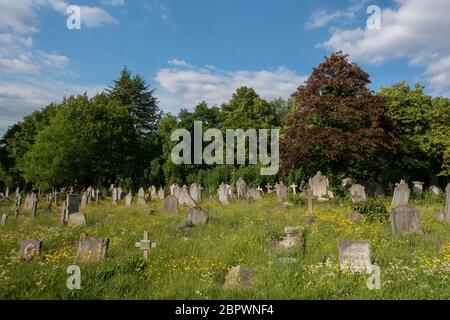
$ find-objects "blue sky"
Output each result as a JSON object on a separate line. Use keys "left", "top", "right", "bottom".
{"left": 1, "top": 0, "right": 449, "bottom": 134}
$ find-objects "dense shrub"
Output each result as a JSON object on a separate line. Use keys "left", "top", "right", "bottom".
{"left": 352, "top": 198, "right": 389, "bottom": 223}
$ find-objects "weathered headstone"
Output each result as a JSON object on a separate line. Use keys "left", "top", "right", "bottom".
{"left": 20, "top": 239, "right": 42, "bottom": 261}
{"left": 437, "top": 183, "right": 450, "bottom": 222}
{"left": 338, "top": 240, "right": 372, "bottom": 273}
{"left": 77, "top": 233, "right": 109, "bottom": 262}
{"left": 223, "top": 266, "right": 255, "bottom": 289}
{"left": 391, "top": 205, "right": 421, "bottom": 234}
{"left": 164, "top": 195, "right": 178, "bottom": 214}
{"left": 117, "top": 187, "right": 123, "bottom": 201}
{"left": 170, "top": 184, "right": 180, "bottom": 198}
{"left": 138, "top": 187, "right": 147, "bottom": 206}
{"left": 80, "top": 191, "right": 88, "bottom": 208}
{"left": 125, "top": 191, "right": 132, "bottom": 208}
{"left": 189, "top": 183, "right": 202, "bottom": 204}
{"left": 309, "top": 171, "right": 329, "bottom": 199}
{"left": 275, "top": 182, "right": 288, "bottom": 205}
{"left": 273, "top": 227, "right": 304, "bottom": 252}
{"left": 391, "top": 180, "right": 410, "bottom": 208}
{"left": 374, "top": 183, "right": 385, "bottom": 196}
{"left": 66, "top": 194, "right": 81, "bottom": 215}
{"left": 430, "top": 185, "right": 443, "bottom": 195}
{"left": 226, "top": 184, "right": 234, "bottom": 199}
{"left": 247, "top": 188, "right": 262, "bottom": 200}
{"left": 68, "top": 213, "right": 86, "bottom": 226}
{"left": 236, "top": 178, "right": 247, "bottom": 199}
{"left": 158, "top": 187, "right": 165, "bottom": 200}
{"left": 111, "top": 187, "right": 118, "bottom": 206}
{"left": 412, "top": 181, "right": 424, "bottom": 195}
{"left": 185, "top": 206, "right": 209, "bottom": 227}
{"left": 218, "top": 183, "right": 229, "bottom": 205}
{"left": 178, "top": 186, "right": 195, "bottom": 207}
{"left": 135, "top": 231, "right": 156, "bottom": 261}
{"left": 150, "top": 186, "right": 158, "bottom": 201}
{"left": 349, "top": 184, "right": 367, "bottom": 204}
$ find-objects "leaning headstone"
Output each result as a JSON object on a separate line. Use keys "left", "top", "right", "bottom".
{"left": 185, "top": 206, "right": 209, "bottom": 227}
{"left": 309, "top": 171, "right": 329, "bottom": 200}
{"left": 338, "top": 240, "right": 372, "bottom": 273}
{"left": 80, "top": 191, "right": 88, "bottom": 208}
{"left": 138, "top": 187, "right": 147, "bottom": 206}
{"left": 111, "top": 187, "right": 118, "bottom": 206}
{"left": 164, "top": 195, "right": 178, "bottom": 214}
{"left": 1, "top": 214, "right": 8, "bottom": 226}
{"left": 236, "top": 178, "right": 247, "bottom": 199}
{"left": 247, "top": 188, "right": 262, "bottom": 200}
{"left": 391, "top": 180, "right": 410, "bottom": 208}
{"left": 223, "top": 266, "right": 255, "bottom": 289}
{"left": 158, "top": 187, "right": 165, "bottom": 200}
{"left": 430, "top": 185, "right": 443, "bottom": 195}
{"left": 77, "top": 233, "right": 109, "bottom": 262}
{"left": 391, "top": 205, "right": 422, "bottom": 235}
{"left": 170, "top": 184, "right": 180, "bottom": 198}
{"left": 178, "top": 186, "right": 196, "bottom": 207}
{"left": 349, "top": 184, "right": 366, "bottom": 204}
{"left": 218, "top": 183, "right": 229, "bottom": 205}
{"left": 68, "top": 213, "right": 86, "bottom": 226}
{"left": 412, "top": 181, "right": 424, "bottom": 195}
{"left": 437, "top": 183, "right": 450, "bottom": 222}
{"left": 125, "top": 191, "right": 132, "bottom": 208}
{"left": 20, "top": 239, "right": 42, "bottom": 261}
{"left": 189, "top": 183, "right": 202, "bottom": 204}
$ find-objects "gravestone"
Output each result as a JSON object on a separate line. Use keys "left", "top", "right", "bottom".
{"left": 437, "top": 183, "right": 450, "bottom": 222}
{"left": 178, "top": 186, "right": 195, "bottom": 207}
{"left": 117, "top": 187, "right": 123, "bottom": 201}
{"left": 430, "top": 185, "right": 443, "bottom": 195}
{"left": 218, "top": 183, "right": 229, "bottom": 205}
{"left": 77, "top": 233, "right": 109, "bottom": 262}
{"left": 349, "top": 184, "right": 367, "bottom": 204}
{"left": 185, "top": 206, "right": 209, "bottom": 227}
{"left": 111, "top": 187, "right": 118, "bottom": 206}
{"left": 412, "top": 181, "right": 424, "bottom": 195}
{"left": 150, "top": 186, "right": 158, "bottom": 201}
{"left": 338, "top": 240, "right": 372, "bottom": 273}
{"left": 290, "top": 184, "right": 298, "bottom": 195}
{"left": 189, "top": 183, "right": 202, "bottom": 204}
{"left": 309, "top": 171, "right": 329, "bottom": 200}
{"left": 247, "top": 188, "right": 262, "bottom": 200}
{"left": 1, "top": 214, "right": 7, "bottom": 226}
{"left": 170, "top": 184, "right": 180, "bottom": 198}
{"left": 138, "top": 187, "right": 147, "bottom": 206}
{"left": 80, "top": 191, "right": 88, "bottom": 208}
{"left": 265, "top": 183, "right": 273, "bottom": 194}
{"left": 236, "top": 178, "right": 247, "bottom": 199}
{"left": 158, "top": 187, "right": 165, "bottom": 200}
{"left": 256, "top": 186, "right": 264, "bottom": 195}
{"left": 223, "top": 266, "right": 255, "bottom": 289}
{"left": 30, "top": 193, "right": 37, "bottom": 218}
{"left": 20, "top": 239, "right": 42, "bottom": 261}
{"left": 306, "top": 189, "right": 317, "bottom": 216}
{"left": 374, "top": 183, "right": 385, "bottom": 196}
{"left": 391, "top": 180, "right": 410, "bottom": 208}
{"left": 135, "top": 231, "right": 156, "bottom": 261}
{"left": 273, "top": 227, "right": 304, "bottom": 252}
{"left": 68, "top": 213, "right": 86, "bottom": 226}
{"left": 391, "top": 205, "right": 421, "bottom": 234}
{"left": 226, "top": 184, "right": 234, "bottom": 199}
{"left": 275, "top": 182, "right": 288, "bottom": 205}
{"left": 125, "top": 191, "right": 132, "bottom": 208}
{"left": 164, "top": 195, "right": 178, "bottom": 214}
{"left": 67, "top": 194, "right": 81, "bottom": 215}
{"left": 342, "top": 177, "right": 354, "bottom": 189}
{"left": 23, "top": 194, "right": 30, "bottom": 210}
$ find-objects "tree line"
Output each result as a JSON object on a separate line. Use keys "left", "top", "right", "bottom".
{"left": 0, "top": 52, "right": 449, "bottom": 193}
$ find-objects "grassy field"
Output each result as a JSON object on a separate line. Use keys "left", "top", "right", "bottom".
{"left": 0, "top": 193, "right": 449, "bottom": 300}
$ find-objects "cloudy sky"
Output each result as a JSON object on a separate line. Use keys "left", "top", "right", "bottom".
{"left": 1, "top": 0, "right": 449, "bottom": 134}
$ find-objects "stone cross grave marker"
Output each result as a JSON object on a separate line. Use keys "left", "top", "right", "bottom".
{"left": 265, "top": 183, "right": 273, "bottom": 194}
{"left": 290, "top": 184, "right": 298, "bottom": 195}
{"left": 391, "top": 180, "right": 410, "bottom": 208}
{"left": 164, "top": 195, "right": 178, "bottom": 214}
{"left": 349, "top": 184, "right": 367, "bottom": 204}
{"left": 338, "top": 240, "right": 372, "bottom": 273}
{"left": 135, "top": 231, "right": 156, "bottom": 261}
{"left": 306, "top": 189, "right": 318, "bottom": 216}
{"left": 391, "top": 205, "right": 421, "bottom": 235}
{"left": 20, "top": 239, "right": 42, "bottom": 261}
{"left": 438, "top": 183, "right": 450, "bottom": 222}
{"left": 77, "top": 233, "right": 109, "bottom": 262}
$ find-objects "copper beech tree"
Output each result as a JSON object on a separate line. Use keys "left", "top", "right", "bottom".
{"left": 280, "top": 52, "right": 402, "bottom": 180}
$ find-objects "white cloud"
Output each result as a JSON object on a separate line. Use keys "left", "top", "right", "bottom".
{"left": 305, "top": 0, "right": 367, "bottom": 29}
{"left": 155, "top": 63, "right": 307, "bottom": 113}
{"left": 168, "top": 59, "right": 192, "bottom": 67}
{"left": 319, "top": 0, "right": 450, "bottom": 96}
{"left": 102, "top": 0, "right": 125, "bottom": 6}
